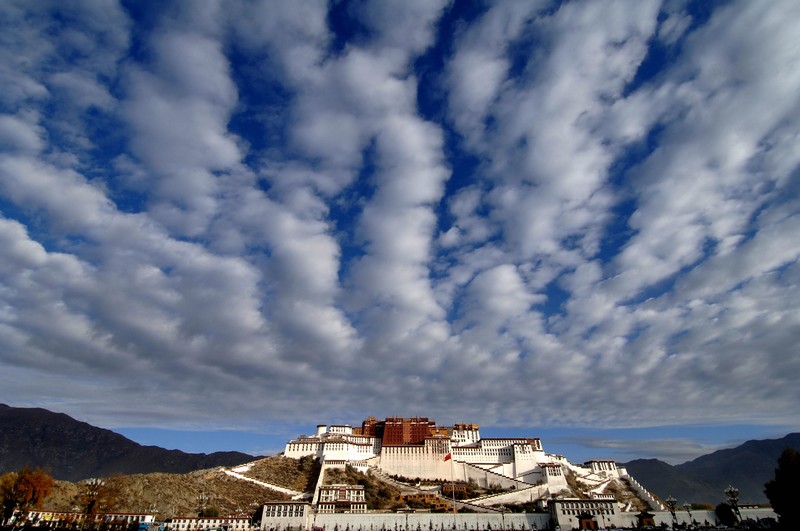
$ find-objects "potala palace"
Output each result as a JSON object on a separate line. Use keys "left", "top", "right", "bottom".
{"left": 262, "top": 416, "right": 776, "bottom": 530}
{"left": 23, "top": 415, "right": 776, "bottom": 531}
{"left": 284, "top": 417, "right": 658, "bottom": 502}
{"left": 266, "top": 416, "right": 681, "bottom": 529}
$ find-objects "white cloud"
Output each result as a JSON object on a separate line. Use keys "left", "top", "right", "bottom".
{"left": 611, "top": 0, "right": 800, "bottom": 300}
{"left": 0, "top": 0, "right": 798, "bottom": 440}
{"left": 446, "top": 1, "right": 548, "bottom": 145}
{"left": 49, "top": 72, "right": 116, "bottom": 111}
{"left": 444, "top": 0, "right": 661, "bottom": 274}
{"left": 354, "top": 0, "right": 449, "bottom": 57}
{"left": 0, "top": 155, "right": 115, "bottom": 234}
{"left": 0, "top": 111, "right": 46, "bottom": 153}
{"left": 0, "top": 217, "right": 48, "bottom": 270}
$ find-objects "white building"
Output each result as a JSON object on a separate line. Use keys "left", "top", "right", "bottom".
{"left": 545, "top": 498, "right": 619, "bottom": 529}
{"left": 26, "top": 512, "right": 155, "bottom": 528}
{"left": 281, "top": 417, "right": 660, "bottom": 516}
{"left": 259, "top": 502, "right": 311, "bottom": 531}
{"left": 284, "top": 425, "right": 381, "bottom": 463}
{"left": 166, "top": 517, "right": 254, "bottom": 531}
{"left": 317, "top": 485, "right": 367, "bottom": 514}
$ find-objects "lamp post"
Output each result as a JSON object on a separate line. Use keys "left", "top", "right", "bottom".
{"left": 82, "top": 478, "right": 105, "bottom": 531}
{"left": 724, "top": 485, "right": 741, "bottom": 523}
{"left": 197, "top": 493, "right": 209, "bottom": 521}
{"left": 86, "top": 478, "right": 105, "bottom": 514}
{"left": 665, "top": 496, "right": 677, "bottom": 530}
{"left": 682, "top": 503, "right": 692, "bottom": 526}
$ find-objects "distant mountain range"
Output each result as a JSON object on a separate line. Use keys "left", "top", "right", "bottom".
{"left": 0, "top": 404, "right": 255, "bottom": 481}
{"left": 624, "top": 432, "right": 800, "bottom": 505}
{"left": 2, "top": 403, "right": 797, "bottom": 505}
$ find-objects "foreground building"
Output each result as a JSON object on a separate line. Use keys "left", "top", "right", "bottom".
{"left": 260, "top": 500, "right": 777, "bottom": 531}
{"left": 166, "top": 517, "right": 255, "bottom": 531}
{"left": 26, "top": 512, "right": 155, "bottom": 529}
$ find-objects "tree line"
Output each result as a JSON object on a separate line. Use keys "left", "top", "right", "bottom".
{"left": 1, "top": 468, "right": 130, "bottom": 528}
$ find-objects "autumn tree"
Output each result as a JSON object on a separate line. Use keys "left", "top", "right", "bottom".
{"left": 764, "top": 447, "right": 800, "bottom": 529}
{"left": 0, "top": 467, "right": 55, "bottom": 525}
{"left": 0, "top": 472, "right": 14, "bottom": 526}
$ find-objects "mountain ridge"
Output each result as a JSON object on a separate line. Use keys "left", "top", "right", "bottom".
{"left": 3, "top": 403, "right": 798, "bottom": 505}
{"left": 0, "top": 404, "right": 255, "bottom": 481}
{"left": 624, "top": 432, "right": 800, "bottom": 504}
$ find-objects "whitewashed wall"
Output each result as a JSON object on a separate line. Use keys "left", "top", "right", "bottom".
{"left": 310, "top": 512, "right": 549, "bottom": 531}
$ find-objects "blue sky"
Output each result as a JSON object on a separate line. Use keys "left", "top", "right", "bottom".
{"left": 1, "top": 0, "right": 799, "bottom": 466}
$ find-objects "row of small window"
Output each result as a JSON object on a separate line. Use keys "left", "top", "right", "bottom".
{"left": 482, "top": 440, "right": 524, "bottom": 448}
{"left": 384, "top": 447, "right": 432, "bottom": 454}
{"left": 317, "top": 505, "right": 367, "bottom": 514}
{"left": 172, "top": 525, "right": 248, "bottom": 529}
{"left": 559, "top": 502, "right": 613, "bottom": 510}
{"left": 265, "top": 507, "right": 305, "bottom": 517}
{"left": 174, "top": 520, "right": 245, "bottom": 524}
{"left": 292, "top": 444, "right": 321, "bottom": 451}
{"left": 454, "top": 448, "right": 516, "bottom": 455}
{"left": 560, "top": 509, "right": 611, "bottom": 516}
{"left": 318, "top": 493, "right": 363, "bottom": 498}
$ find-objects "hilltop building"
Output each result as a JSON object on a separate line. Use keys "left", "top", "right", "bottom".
{"left": 281, "top": 417, "right": 662, "bottom": 517}
{"left": 284, "top": 417, "right": 603, "bottom": 492}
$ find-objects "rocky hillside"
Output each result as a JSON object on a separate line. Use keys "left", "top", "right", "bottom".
{"left": 0, "top": 404, "right": 254, "bottom": 481}
{"left": 234, "top": 455, "right": 320, "bottom": 493}
{"left": 36, "top": 456, "right": 410, "bottom": 518}
{"left": 39, "top": 458, "right": 315, "bottom": 519}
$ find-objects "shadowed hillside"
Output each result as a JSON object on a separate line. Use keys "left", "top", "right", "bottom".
{"left": 625, "top": 433, "right": 800, "bottom": 504}
{"left": 0, "top": 404, "right": 254, "bottom": 481}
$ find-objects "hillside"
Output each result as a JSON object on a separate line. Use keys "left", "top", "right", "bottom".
{"left": 35, "top": 456, "right": 438, "bottom": 518}
{"left": 0, "top": 404, "right": 254, "bottom": 481}
{"left": 236, "top": 455, "right": 320, "bottom": 492}
{"left": 40, "top": 465, "right": 294, "bottom": 519}
{"left": 626, "top": 433, "right": 800, "bottom": 504}
{"left": 676, "top": 433, "right": 800, "bottom": 503}
{"left": 623, "top": 459, "right": 719, "bottom": 504}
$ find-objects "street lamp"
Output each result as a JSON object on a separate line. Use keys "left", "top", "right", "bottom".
{"left": 85, "top": 479, "right": 105, "bottom": 514}
{"left": 82, "top": 479, "right": 105, "bottom": 531}
{"left": 724, "top": 485, "right": 741, "bottom": 523}
{"left": 683, "top": 503, "right": 692, "bottom": 525}
{"left": 197, "top": 493, "right": 209, "bottom": 519}
{"left": 665, "top": 496, "right": 677, "bottom": 530}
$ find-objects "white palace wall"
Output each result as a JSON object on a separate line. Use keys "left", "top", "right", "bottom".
{"left": 378, "top": 444, "right": 453, "bottom": 481}
{"left": 307, "top": 512, "right": 550, "bottom": 531}
{"left": 264, "top": 507, "right": 778, "bottom": 531}
{"left": 285, "top": 436, "right": 381, "bottom": 462}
